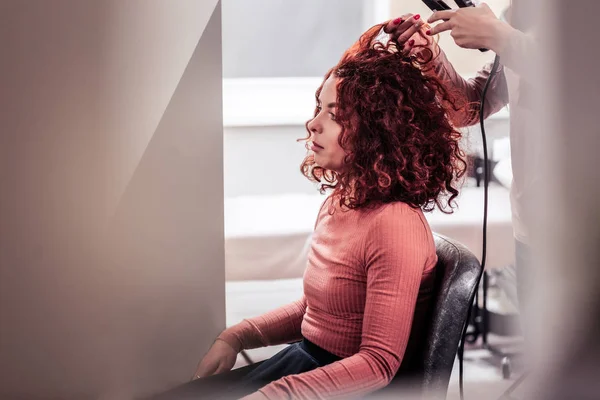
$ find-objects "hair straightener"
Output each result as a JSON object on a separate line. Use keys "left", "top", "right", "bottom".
{"left": 420, "top": 1, "right": 501, "bottom": 400}
{"left": 423, "top": 0, "right": 477, "bottom": 11}
{"left": 422, "top": 0, "right": 488, "bottom": 52}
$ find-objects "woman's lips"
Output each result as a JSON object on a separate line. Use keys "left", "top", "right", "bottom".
{"left": 310, "top": 141, "right": 324, "bottom": 151}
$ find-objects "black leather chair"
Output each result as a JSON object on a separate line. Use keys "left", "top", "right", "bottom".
{"left": 378, "top": 233, "right": 482, "bottom": 399}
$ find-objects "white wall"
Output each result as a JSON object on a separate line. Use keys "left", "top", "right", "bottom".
{"left": 224, "top": 126, "right": 316, "bottom": 197}
{"left": 0, "top": 1, "right": 225, "bottom": 398}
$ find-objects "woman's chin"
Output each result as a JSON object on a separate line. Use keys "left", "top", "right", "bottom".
{"left": 313, "top": 155, "right": 343, "bottom": 173}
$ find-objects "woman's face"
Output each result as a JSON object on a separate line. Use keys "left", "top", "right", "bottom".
{"left": 307, "top": 76, "right": 346, "bottom": 172}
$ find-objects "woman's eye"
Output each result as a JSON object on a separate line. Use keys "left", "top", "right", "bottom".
{"left": 329, "top": 113, "right": 336, "bottom": 121}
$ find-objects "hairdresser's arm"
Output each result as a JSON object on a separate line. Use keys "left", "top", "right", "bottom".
{"left": 431, "top": 48, "right": 509, "bottom": 127}
{"left": 490, "top": 27, "right": 536, "bottom": 81}
{"left": 384, "top": 13, "right": 508, "bottom": 127}
{"left": 428, "top": 3, "right": 536, "bottom": 78}
{"left": 217, "top": 296, "right": 306, "bottom": 353}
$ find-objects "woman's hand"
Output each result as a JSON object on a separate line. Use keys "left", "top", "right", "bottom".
{"left": 383, "top": 13, "right": 433, "bottom": 53}
{"left": 192, "top": 339, "right": 238, "bottom": 380}
{"left": 427, "top": 3, "right": 514, "bottom": 53}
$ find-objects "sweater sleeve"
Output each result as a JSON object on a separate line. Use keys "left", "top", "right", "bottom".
{"left": 258, "top": 207, "right": 433, "bottom": 399}
{"left": 217, "top": 296, "right": 307, "bottom": 353}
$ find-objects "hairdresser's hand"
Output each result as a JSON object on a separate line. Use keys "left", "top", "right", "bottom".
{"left": 383, "top": 13, "right": 432, "bottom": 54}
{"left": 427, "top": 3, "right": 513, "bottom": 53}
{"left": 192, "top": 339, "right": 238, "bottom": 379}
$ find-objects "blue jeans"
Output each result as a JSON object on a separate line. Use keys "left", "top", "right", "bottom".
{"left": 149, "top": 339, "right": 339, "bottom": 400}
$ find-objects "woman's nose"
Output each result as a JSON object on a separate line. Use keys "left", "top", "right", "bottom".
{"left": 308, "top": 117, "right": 321, "bottom": 134}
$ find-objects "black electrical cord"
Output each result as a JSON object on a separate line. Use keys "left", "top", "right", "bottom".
{"left": 458, "top": 54, "right": 501, "bottom": 400}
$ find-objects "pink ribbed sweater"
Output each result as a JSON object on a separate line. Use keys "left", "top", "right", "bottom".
{"left": 219, "top": 196, "right": 438, "bottom": 399}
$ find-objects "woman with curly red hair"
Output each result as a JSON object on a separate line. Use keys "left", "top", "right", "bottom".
{"left": 156, "top": 22, "right": 467, "bottom": 400}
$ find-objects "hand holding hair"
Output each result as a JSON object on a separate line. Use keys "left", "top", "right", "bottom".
{"left": 383, "top": 13, "right": 433, "bottom": 52}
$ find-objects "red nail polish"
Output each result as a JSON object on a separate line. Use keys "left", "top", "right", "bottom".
{"left": 414, "top": 14, "right": 421, "bottom": 20}
{"left": 426, "top": 30, "right": 431, "bottom": 35}
{"left": 409, "top": 39, "right": 415, "bottom": 46}
{"left": 393, "top": 18, "right": 403, "bottom": 24}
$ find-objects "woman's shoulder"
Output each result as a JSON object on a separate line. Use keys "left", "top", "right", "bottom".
{"left": 367, "top": 201, "right": 427, "bottom": 222}
{"left": 315, "top": 197, "right": 431, "bottom": 235}
{"left": 363, "top": 202, "right": 437, "bottom": 268}
{"left": 364, "top": 201, "right": 433, "bottom": 240}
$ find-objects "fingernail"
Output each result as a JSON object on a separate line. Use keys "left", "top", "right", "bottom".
{"left": 393, "top": 18, "right": 403, "bottom": 24}
{"left": 409, "top": 39, "right": 415, "bottom": 46}
{"left": 426, "top": 30, "right": 432, "bottom": 35}
{"left": 414, "top": 14, "right": 421, "bottom": 20}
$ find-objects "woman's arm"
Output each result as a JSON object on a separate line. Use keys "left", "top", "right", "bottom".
{"left": 255, "top": 207, "right": 435, "bottom": 399}
{"left": 217, "top": 296, "right": 307, "bottom": 353}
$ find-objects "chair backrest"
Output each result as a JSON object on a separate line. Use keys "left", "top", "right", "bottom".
{"left": 387, "top": 233, "right": 482, "bottom": 399}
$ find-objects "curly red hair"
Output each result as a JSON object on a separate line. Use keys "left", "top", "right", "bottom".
{"left": 300, "top": 23, "right": 467, "bottom": 213}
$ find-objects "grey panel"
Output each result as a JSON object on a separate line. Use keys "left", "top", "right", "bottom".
{"left": 223, "top": 0, "right": 365, "bottom": 77}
